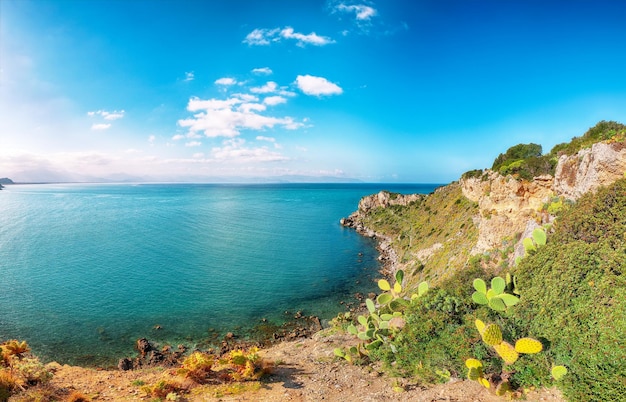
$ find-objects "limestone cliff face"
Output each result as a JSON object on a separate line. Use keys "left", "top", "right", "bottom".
{"left": 460, "top": 171, "right": 553, "bottom": 254}
{"left": 553, "top": 142, "right": 626, "bottom": 201}
{"left": 344, "top": 139, "right": 626, "bottom": 278}
{"left": 462, "top": 140, "right": 626, "bottom": 257}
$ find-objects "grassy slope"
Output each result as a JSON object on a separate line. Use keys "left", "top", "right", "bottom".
{"left": 354, "top": 122, "right": 626, "bottom": 401}
{"left": 360, "top": 182, "right": 479, "bottom": 288}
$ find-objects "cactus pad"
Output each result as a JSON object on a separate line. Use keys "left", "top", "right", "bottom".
{"left": 467, "top": 367, "right": 480, "bottom": 380}
{"left": 473, "top": 278, "right": 487, "bottom": 294}
{"left": 532, "top": 227, "right": 547, "bottom": 246}
{"left": 515, "top": 337, "right": 543, "bottom": 354}
{"left": 472, "top": 291, "right": 488, "bottom": 305}
{"left": 377, "top": 293, "right": 393, "bottom": 305}
{"left": 494, "top": 341, "right": 519, "bottom": 364}
{"left": 366, "top": 298, "right": 376, "bottom": 313}
{"left": 417, "top": 281, "right": 429, "bottom": 297}
{"left": 488, "top": 297, "right": 507, "bottom": 312}
{"left": 498, "top": 293, "right": 520, "bottom": 307}
{"left": 481, "top": 323, "right": 503, "bottom": 346}
{"left": 495, "top": 381, "right": 511, "bottom": 396}
{"left": 491, "top": 276, "right": 506, "bottom": 294}
{"left": 551, "top": 365, "right": 568, "bottom": 380}
{"left": 465, "top": 358, "right": 483, "bottom": 369}
{"left": 378, "top": 279, "right": 391, "bottom": 291}
{"left": 475, "top": 319, "right": 486, "bottom": 333}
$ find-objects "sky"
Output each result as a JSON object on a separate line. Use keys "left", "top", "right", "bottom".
{"left": 1, "top": 0, "right": 625, "bottom": 183}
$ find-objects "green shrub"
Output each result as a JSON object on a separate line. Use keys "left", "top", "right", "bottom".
{"left": 549, "top": 120, "right": 626, "bottom": 157}
{"left": 373, "top": 266, "right": 490, "bottom": 382}
{"left": 512, "top": 179, "right": 626, "bottom": 401}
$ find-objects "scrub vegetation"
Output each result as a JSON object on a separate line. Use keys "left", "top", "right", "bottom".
{"left": 335, "top": 121, "right": 626, "bottom": 401}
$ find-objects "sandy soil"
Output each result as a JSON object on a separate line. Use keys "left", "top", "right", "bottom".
{"left": 24, "top": 331, "right": 565, "bottom": 402}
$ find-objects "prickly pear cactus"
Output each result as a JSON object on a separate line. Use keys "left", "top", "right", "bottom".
{"left": 514, "top": 337, "right": 543, "bottom": 354}
{"left": 480, "top": 323, "right": 503, "bottom": 346}
{"left": 471, "top": 275, "right": 519, "bottom": 312}
{"left": 494, "top": 341, "right": 519, "bottom": 364}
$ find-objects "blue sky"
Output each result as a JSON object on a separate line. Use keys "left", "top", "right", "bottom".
{"left": 1, "top": 0, "right": 625, "bottom": 183}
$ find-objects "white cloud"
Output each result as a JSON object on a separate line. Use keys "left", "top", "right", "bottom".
{"left": 243, "top": 26, "right": 334, "bottom": 47}
{"left": 295, "top": 75, "right": 343, "bottom": 96}
{"left": 252, "top": 67, "right": 273, "bottom": 75}
{"left": 171, "top": 134, "right": 185, "bottom": 140}
{"left": 238, "top": 103, "right": 267, "bottom": 113}
{"left": 88, "top": 109, "right": 125, "bottom": 120}
{"left": 210, "top": 138, "right": 289, "bottom": 163}
{"left": 91, "top": 123, "right": 111, "bottom": 130}
{"left": 256, "top": 136, "right": 276, "bottom": 142}
{"left": 279, "top": 27, "right": 334, "bottom": 47}
{"left": 334, "top": 3, "right": 377, "bottom": 20}
{"left": 178, "top": 95, "right": 304, "bottom": 138}
{"left": 192, "top": 152, "right": 204, "bottom": 158}
{"left": 185, "top": 141, "right": 202, "bottom": 147}
{"left": 243, "top": 28, "right": 280, "bottom": 45}
{"left": 148, "top": 135, "right": 156, "bottom": 144}
{"left": 215, "top": 77, "right": 237, "bottom": 86}
{"left": 264, "top": 96, "right": 287, "bottom": 106}
{"left": 184, "top": 71, "right": 195, "bottom": 81}
{"left": 250, "top": 81, "right": 278, "bottom": 94}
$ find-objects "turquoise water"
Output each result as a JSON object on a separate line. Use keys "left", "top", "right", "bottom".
{"left": 0, "top": 183, "right": 439, "bottom": 366}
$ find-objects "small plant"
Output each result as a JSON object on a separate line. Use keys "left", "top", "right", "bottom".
{"left": 67, "top": 390, "right": 92, "bottom": 402}
{"left": 465, "top": 358, "right": 489, "bottom": 389}
{"left": 522, "top": 227, "right": 547, "bottom": 254}
{"left": 337, "top": 270, "right": 428, "bottom": 361}
{"left": 223, "top": 347, "right": 271, "bottom": 381}
{"left": 141, "top": 380, "right": 185, "bottom": 399}
{"left": 474, "top": 319, "right": 543, "bottom": 364}
{"left": 551, "top": 365, "right": 568, "bottom": 381}
{"left": 1, "top": 340, "right": 30, "bottom": 361}
{"left": 471, "top": 276, "right": 519, "bottom": 312}
{"left": 178, "top": 351, "right": 215, "bottom": 383}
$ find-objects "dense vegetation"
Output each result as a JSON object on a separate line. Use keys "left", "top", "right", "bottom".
{"left": 511, "top": 179, "right": 626, "bottom": 401}
{"left": 338, "top": 121, "right": 626, "bottom": 400}
{"left": 467, "top": 121, "right": 626, "bottom": 181}
{"left": 341, "top": 178, "right": 626, "bottom": 401}
{"left": 359, "top": 183, "right": 479, "bottom": 287}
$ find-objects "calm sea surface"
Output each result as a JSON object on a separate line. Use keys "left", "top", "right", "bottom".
{"left": 0, "top": 183, "right": 440, "bottom": 365}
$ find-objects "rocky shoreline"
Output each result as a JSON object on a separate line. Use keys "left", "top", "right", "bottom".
{"left": 340, "top": 190, "right": 423, "bottom": 277}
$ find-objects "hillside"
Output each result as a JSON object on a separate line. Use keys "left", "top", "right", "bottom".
{"left": 340, "top": 120, "right": 626, "bottom": 401}
{"left": 2, "top": 121, "right": 625, "bottom": 401}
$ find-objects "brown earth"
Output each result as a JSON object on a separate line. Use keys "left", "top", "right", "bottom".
{"left": 23, "top": 331, "right": 565, "bottom": 402}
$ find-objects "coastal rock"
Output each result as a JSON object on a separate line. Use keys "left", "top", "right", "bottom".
{"left": 554, "top": 142, "right": 626, "bottom": 201}
{"left": 461, "top": 170, "right": 553, "bottom": 254}
{"left": 117, "top": 358, "right": 133, "bottom": 371}
{"left": 136, "top": 338, "right": 152, "bottom": 357}
{"left": 357, "top": 191, "right": 422, "bottom": 213}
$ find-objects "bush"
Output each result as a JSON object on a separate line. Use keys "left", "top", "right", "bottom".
{"left": 549, "top": 120, "right": 626, "bottom": 157}
{"left": 511, "top": 179, "right": 626, "bottom": 401}
{"left": 492, "top": 143, "right": 542, "bottom": 172}
{"left": 373, "top": 265, "right": 491, "bottom": 382}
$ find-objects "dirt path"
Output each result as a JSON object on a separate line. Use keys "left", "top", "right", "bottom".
{"left": 33, "top": 332, "right": 565, "bottom": 402}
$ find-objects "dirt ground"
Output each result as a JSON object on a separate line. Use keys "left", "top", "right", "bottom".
{"left": 27, "top": 331, "right": 565, "bottom": 402}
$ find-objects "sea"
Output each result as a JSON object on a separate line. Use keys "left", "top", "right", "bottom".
{"left": 0, "top": 182, "right": 440, "bottom": 366}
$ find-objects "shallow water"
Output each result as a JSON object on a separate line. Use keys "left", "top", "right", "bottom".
{"left": 0, "top": 183, "right": 439, "bottom": 365}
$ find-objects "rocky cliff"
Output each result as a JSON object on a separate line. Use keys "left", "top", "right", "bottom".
{"left": 344, "top": 137, "right": 626, "bottom": 282}
{"left": 461, "top": 140, "right": 626, "bottom": 258}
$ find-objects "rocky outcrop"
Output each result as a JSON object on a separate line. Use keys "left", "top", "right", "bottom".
{"left": 344, "top": 138, "right": 626, "bottom": 276}
{"left": 340, "top": 191, "right": 421, "bottom": 274}
{"left": 553, "top": 142, "right": 626, "bottom": 201}
{"left": 341, "top": 191, "right": 422, "bottom": 234}
{"left": 460, "top": 171, "right": 553, "bottom": 254}
{"left": 462, "top": 140, "right": 626, "bottom": 256}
